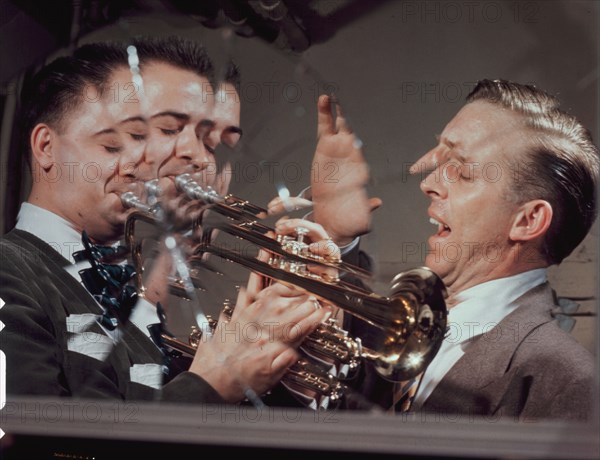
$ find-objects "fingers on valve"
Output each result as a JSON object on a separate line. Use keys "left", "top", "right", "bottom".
{"left": 275, "top": 218, "right": 329, "bottom": 241}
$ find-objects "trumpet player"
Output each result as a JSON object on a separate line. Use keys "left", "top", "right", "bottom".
{"left": 267, "top": 78, "right": 599, "bottom": 420}
{"left": 403, "top": 80, "right": 598, "bottom": 420}
{"left": 130, "top": 38, "right": 359, "bottom": 407}
{"left": 0, "top": 39, "right": 331, "bottom": 405}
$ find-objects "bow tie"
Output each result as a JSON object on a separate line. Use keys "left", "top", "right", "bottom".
{"left": 74, "top": 232, "right": 174, "bottom": 378}
{"left": 74, "top": 231, "right": 138, "bottom": 330}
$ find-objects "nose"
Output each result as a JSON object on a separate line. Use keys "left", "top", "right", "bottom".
{"left": 416, "top": 151, "right": 447, "bottom": 199}
{"left": 420, "top": 169, "right": 445, "bottom": 199}
{"left": 117, "top": 140, "right": 147, "bottom": 182}
{"left": 175, "top": 124, "right": 214, "bottom": 171}
{"left": 205, "top": 128, "right": 222, "bottom": 154}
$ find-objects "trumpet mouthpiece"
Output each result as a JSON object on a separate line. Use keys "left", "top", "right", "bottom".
{"left": 144, "top": 179, "right": 162, "bottom": 197}
{"left": 175, "top": 173, "right": 193, "bottom": 191}
{"left": 121, "top": 191, "right": 152, "bottom": 213}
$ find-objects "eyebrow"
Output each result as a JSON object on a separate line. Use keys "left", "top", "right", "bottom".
{"left": 93, "top": 128, "right": 117, "bottom": 136}
{"left": 93, "top": 116, "right": 147, "bottom": 136}
{"left": 437, "top": 134, "right": 470, "bottom": 163}
{"left": 150, "top": 111, "right": 190, "bottom": 122}
{"left": 119, "top": 116, "right": 146, "bottom": 125}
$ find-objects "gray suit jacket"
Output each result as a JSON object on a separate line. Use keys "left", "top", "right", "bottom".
{"left": 420, "top": 283, "right": 596, "bottom": 421}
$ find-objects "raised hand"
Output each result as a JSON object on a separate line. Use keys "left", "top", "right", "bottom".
{"left": 310, "top": 95, "right": 382, "bottom": 246}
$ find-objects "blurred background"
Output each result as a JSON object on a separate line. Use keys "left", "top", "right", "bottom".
{"left": 0, "top": 1, "right": 598, "bottom": 457}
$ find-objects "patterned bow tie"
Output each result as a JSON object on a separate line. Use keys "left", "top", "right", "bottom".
{"left": 74, "top": 232, "right": 174, "bottom": 380}
{"left": 74, "top": 231, "right": 138, "bottom": 330}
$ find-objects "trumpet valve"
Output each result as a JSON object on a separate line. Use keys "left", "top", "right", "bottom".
{"left": 284, "top": 358, "right": 345, "bottom": 402}
{"left": 188, "top": 314, "right": 218, "bottom": 348}
{"left": 300, "top": 321, "right": 362, "bottom": 370}
{"left": 188, "top": 325, "right": 203, "bottom": 348}
{"left": 175, "top": 173, "right": 222, "bottom": 204}
{"left": 272, "top": 234, "right": 310, "bottom": 275}
{"left": 144, "top": 179, "right": 162, "bottom": 204}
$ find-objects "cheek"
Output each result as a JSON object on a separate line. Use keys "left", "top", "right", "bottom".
{"left": 462, "top": 211, "right": 509, "bottom": 245}
{"left": 148, "top": 139, "right": 174, "bottom": 165}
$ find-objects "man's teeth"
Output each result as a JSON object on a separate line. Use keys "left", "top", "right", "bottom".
{"left": 429, "top": 217, "right": 449, "bottom": 232}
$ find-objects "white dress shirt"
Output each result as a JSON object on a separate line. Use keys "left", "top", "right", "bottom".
{"left": 15, "top": 202, "right": 165, "bottom": 388}
{"left": 15, "top": 202, "right": 160, "bottom": 338}
{"left": 412, "top": 268, "right": 548, "bottom": 408}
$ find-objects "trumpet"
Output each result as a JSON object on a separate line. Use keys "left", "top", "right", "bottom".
{"left": 159, "top": 300, "right": 352, "bottom": 404}
{"left": 121, "top": 175, "right": 448, "bottom": 406}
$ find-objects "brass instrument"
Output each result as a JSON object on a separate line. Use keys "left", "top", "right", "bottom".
{"left": 122, "top": 190, "right": 166, "bottom": 295}
{"left": 121, "top": 175, "right": 448, "bottom": 407}
{"left": 158, "top": 300, "right": 350, "bottom": 403}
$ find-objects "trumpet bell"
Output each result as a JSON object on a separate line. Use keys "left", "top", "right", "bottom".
{"left": 371, "top": 267, "right": 447, "bottom": 381}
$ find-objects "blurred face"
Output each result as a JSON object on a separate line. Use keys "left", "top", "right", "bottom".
{"left": 204, "top": 82, "right": 242, "bottom": 197}
{"left": 140, "top": 62, "right": 215, "bottom": 220}
{"left": 414, "top": 100, "right": 530, "bottom": 296}
{"left": 35, "top": 66, "right": 148, "bottom": 244}
{"left": 206, "top": 83, "right": 242, "bottom": 153}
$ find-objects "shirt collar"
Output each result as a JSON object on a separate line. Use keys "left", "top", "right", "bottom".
{"left": 15, "top": 202, "right": 85, "bottom": 263}
{"left": 446, "top": 269, "right": 548, "bottom": 342}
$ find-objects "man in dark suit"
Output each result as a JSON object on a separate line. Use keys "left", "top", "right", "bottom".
{"left": 0, "top": 39, "right": 330, "bottom": 404}
{"left": 404, "top": 79, "right": 598, "bottom": 420}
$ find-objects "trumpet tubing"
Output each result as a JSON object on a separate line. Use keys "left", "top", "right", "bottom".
{"left": 121, "top": 176, "right": 448, "bottom": 406}
{"left": 160, "top": 301, "right": 351, "bottom": 403}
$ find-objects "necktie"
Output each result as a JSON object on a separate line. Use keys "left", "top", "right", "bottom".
{"left": 390, "top": 373, "right": 423, "bottom": 413}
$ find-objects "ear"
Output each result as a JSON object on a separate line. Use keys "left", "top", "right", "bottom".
{"left": 509, "top": 200, "right": 553, "bottom": 242}
{"left": 30, "top": 123, "right": 56, "bottom": 170}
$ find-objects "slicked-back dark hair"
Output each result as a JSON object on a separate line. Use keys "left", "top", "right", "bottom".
{"left": 19, "top": 36, "right": 215, "bottom": 164}
{"left": 223, "top": 59, "right": 241, "bottom": 88}
{"left": 467, "top": 79, "right": 599, "bottom": 264}
{"left": 131, "top": 36, "right": 214, "bottom": 82}
{"left": 19, "top": 42, "right": 130, "bottom": 162}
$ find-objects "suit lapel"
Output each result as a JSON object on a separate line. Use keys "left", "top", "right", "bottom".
{"left": 424, "top": 283, "right": 556, "bottom": 405}
{"left": 8, "top": 229, "right": 163, "bottom": 370}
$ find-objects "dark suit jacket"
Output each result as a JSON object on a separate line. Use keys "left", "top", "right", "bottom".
{"left": 0, "top": 229, "right": 224, "bottom": 404}
{"left": 419, "top": 282, "right": 596, "bottom": 421}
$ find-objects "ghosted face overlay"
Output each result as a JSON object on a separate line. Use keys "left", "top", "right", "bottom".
{"left": 415, "top": 100, "right": 543, "bottom": 296}
{"left": 29, "top": 66, "right": 148, "bottom": 244}
{"left": 206, "top": 82, "right": 242, "bottom": 153}
{"left": 141, "top": 62, "right": 216, "bottom": 208}
{"left": 205, "top": 82, "right": 242, "bottom": 196}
